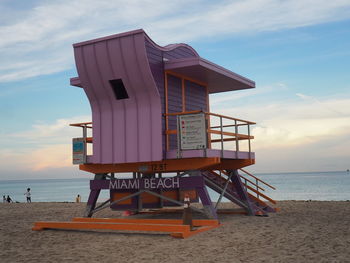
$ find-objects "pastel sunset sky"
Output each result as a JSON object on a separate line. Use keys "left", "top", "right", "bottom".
{"left": 1, "top": 0, "right": 349, "bottom": 180}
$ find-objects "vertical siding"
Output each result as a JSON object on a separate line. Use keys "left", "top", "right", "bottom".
{"left": 185, "top": 80, "right": 207, "bottom": 112}
{"left": 144, "top": 39, "right": 199, "bottom": 153}
{"left": 74, "top": 32, "right": 162, "bottom": 164}
{"left": 144, "top": 39, "right": 166, "bottom": 155}
{"left": 167, "top": 75, "right": 182, "bottom": 150}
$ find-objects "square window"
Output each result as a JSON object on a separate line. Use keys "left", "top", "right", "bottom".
{"left": 109, "top": 79, "right": 129, "bottom": 100}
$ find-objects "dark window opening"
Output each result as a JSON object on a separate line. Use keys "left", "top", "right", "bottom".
{"left": 109, "top": 79, "right": 129, "bottom": 100}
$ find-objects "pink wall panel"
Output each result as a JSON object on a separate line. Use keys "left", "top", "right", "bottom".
{"left": 73, "top": 30, "right": 162, "bottom": 164}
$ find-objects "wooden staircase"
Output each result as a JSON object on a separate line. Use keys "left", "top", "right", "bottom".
{"left": 202, "top": 169, "right": 277, "bottom": 215}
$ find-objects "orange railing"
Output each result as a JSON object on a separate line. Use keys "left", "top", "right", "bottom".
{"left": 164, "top": 111, "right": 255, "bottom": 158}
{"left": 69, "top": 122, "right": 93, "bottom": 143}
{"left": 215, "top": 169, "right": 276, "bottom": 205}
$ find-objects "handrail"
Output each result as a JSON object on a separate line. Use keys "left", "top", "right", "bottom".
{"left": 164, "top": 110, "right": 202, "bottom": 116}
{"left": 244, "top": 184, "right": 276, "bottom": 204}
{"left": 205, "top": 112, "right": 256, "bottom": 125}
{"left": 70, "top": 122, "right": 93, "bottom": 128}
{"left": 163, "top": 111, "right": 255, "bottom": 154}
{"left": 214, "top": 171, "right": 265, "bottom": 192}
{"left": 239, "top": 174, "right": 265, "bottom": 191}
{"left": 211, "top": 123, "right": 251, "bottom": 129}
{"left": 164, "top": 111, "right": 255, "bottom": 125}
{"left": 209, "top": 170, "right": 276, "bottom": 204}
{"left": 239, "top": 168, "right": 276, "bottom": 190}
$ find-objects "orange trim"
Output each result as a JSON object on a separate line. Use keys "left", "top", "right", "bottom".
{"left": 165, "top": 70, "right": 207, "bottom": 87}
{"left": 239, "top": 168, "right": 276, "bottom": 190}
{"left": 72, "top": 218, "right": 220, "bottom": 227}
{"left": 211, "top": 159, "right": 255, "bottom": 170}
{"left": 69, "top": 122, "right": 92, "bottom": 128}
{"left": 206, "top": 85, "right": 211, "bottom": 148}
{"left": 33, "top": 218, "right": 221, "bottom": 239}
{"left": 165, "top": 130, "right": 177, "bottom": 135}
{"left": 211, "top": 124, "right": 249, "bottom": 129}
{"left": 206, "top": 112, "right": 256, "bottom": 124}
{"left": 164, "top": 110, "right": 202, "bottom": 116}
{"left": 79, "top": 157, "right": 221, "bottom": 173}
{"left": 111, "top": 192, "right": 132, "bottom": 204}
{"left": 32, "top": 221, "right": 190, "bottom": 233}
{"left": 208, "top": 129, "right": 254, "bottom": 139}
{"left": 165, "top": 72, "right": 169, "bottom": 151}
{"left": 182, "top": 78, "right": 185, "bottom": 112}
{"left": 246, "top": 185, "right": 276, "bottom": 204}
{"left": 210, "top": 136, "right": 254, "bottom": 142}
{"left": 213, "top": 170, "right": 265, "bottom": 192}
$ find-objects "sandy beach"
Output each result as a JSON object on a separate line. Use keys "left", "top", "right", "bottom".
{"left": 0, "top": 201, "right": 349, "bottom": 263}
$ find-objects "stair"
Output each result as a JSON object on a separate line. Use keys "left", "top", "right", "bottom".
{"left": 202, "top": 169, "right": 277, "bottom": 215}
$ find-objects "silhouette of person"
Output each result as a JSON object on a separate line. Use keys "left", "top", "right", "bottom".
{"left": 24, "top": 188, "right": 31, "bottom": 203}
{"left": 75, "top": 194, "right": 81, "bottom": 203}
{"left": 6, "top": 195, "right": 12, "bottom": 203}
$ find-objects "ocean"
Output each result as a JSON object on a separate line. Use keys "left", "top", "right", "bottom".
{"left": 0, "top": 171, "right": 349, "bottom": 203}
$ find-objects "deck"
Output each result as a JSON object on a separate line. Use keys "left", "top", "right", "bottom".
{"left": 70, "top": 111, "right": 255, "bottom": 170}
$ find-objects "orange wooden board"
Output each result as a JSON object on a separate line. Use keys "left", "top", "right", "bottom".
{"left": 32, "top": 218, "right": 221, "bottom": 239}
{"left": 33, "top": 221, "right": 190, "bottom": 233}
{"left": 79, "top": 157, "right": 220, "bottom": 173}
{"left": 72, "top": 217, "right": 220, "bottom": 227}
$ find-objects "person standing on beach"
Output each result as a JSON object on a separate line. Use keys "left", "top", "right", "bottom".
{"left": 6, "top": 195, "right": 12, "bottom": 203}
{"left": 2, "top": 195, "right": 6, "bottom": 203}
{"left": 24, "top": 188, "right": 31, "bottom": 203}
{"left": 75, "top": 194, "right": 81, "bottom": 203}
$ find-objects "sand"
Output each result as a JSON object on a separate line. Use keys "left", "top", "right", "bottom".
{"left": 0, "top": 201, "right": 349, "bottom": 263}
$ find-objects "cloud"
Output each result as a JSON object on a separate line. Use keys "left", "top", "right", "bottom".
{"left": 1, "top": 0, "right": 350, "bottom": 82}
{"left": 0, "top": 115, "right": 90, "bottom": 173}
{"left": 210, "top": 83, "right": 287, "bottom": 105}
{"left": 1, "top": 91, "right": 350, "bottom": 175}
{"left": 29, "top": 144, "right": 72, "bottom": 171}
{"left": 8, "top": 115, "right": 90, "bottom": 143}
{"left": 210, "top": 90, "right": 350, "bottom": 172}
{"left": 0, "top": 144, "right": 71, "bottom": 171}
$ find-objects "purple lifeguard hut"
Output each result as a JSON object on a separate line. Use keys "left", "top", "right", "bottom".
{"left": 70, "top": 29, "right": 277, "bottom": 219}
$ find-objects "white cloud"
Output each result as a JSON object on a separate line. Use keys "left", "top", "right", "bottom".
{"left": 210, "top": 83, "right": 287, "bottom": 104}
{"left": 211, "top": 92, "right": 350, "bottom": 172}
{"left": 1, "top": 92, "right": 350, "bottom": 175}
{"left": 1, "top": 0, "right": 350, "bottom": 82}
{"left": 0, "top": 116, "right": 90, "bottom": 172}
{"left": 10, "top": 115, "right": 90, "bottom": 142}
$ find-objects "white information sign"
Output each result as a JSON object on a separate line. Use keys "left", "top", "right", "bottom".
{"left": 178, "top": 113, "right": 207, "bottom": 150}
{"left": 72, "top": 138, "right": 86, "bottom": 164}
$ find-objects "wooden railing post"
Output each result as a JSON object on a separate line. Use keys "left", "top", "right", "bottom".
{"left": 248, "top": 124, "right": 251, "bottom": 159}
{"left": 220, "top": 116, "right": 224, "bottom": 158}
{"left": 235, "top": 120, "right": 239, "bottom": 158}
{"left": 83, "top": 125, "right": 87, "bottom": 161}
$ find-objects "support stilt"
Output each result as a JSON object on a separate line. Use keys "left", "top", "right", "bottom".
{"left": 84, "top": 173, "right": 106, "bottom": 217}
{"left": 229, "top": 170, "right": 255, "bottom": 215}
{"left": 196, "top": 186, "right": 217, "bottom": 219}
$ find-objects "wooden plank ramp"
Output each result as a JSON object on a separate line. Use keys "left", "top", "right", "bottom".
{"left": 32, "top": 218, "right": 221, "bottom": 239}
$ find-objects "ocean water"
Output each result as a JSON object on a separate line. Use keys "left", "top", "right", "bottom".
{"left": 0, "top": 171, "right": 349, "bottom": 203}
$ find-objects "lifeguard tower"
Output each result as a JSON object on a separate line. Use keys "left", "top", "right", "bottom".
{"left": 69, "top": 29, "right": 277, "bottom": 220}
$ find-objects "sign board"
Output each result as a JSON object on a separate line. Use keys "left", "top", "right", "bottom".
{"left": 178, "top": 113, "right": 207, "bottom": 150}
{"left": 72, "top": 138, "right": 86, "bottom": 164}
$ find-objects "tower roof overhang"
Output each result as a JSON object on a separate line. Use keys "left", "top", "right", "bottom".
{"left": 164, "top": 57, "right": 255, "bottom": 94}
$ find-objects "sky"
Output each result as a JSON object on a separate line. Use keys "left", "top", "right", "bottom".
{"left": 0, "top": 0, "right": 350, "bottom": 180}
